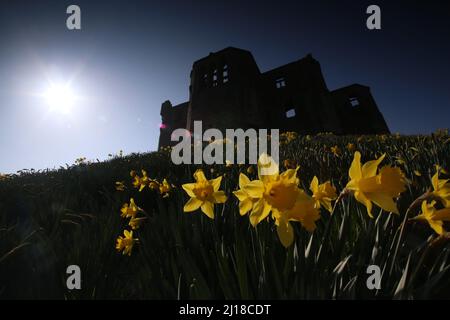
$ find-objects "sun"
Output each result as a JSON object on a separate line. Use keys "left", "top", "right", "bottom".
{"left": 43, "top": 83, "right": 76, "bottom": 114}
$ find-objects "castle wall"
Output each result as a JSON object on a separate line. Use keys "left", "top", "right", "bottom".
{"left": 158, "top": 47, "right": 390, "bottom": 148}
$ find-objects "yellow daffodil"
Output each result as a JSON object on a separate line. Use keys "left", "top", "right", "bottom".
{"left": 182, "top": 169, "right": 227, "bottom": 219}
{"left": 431, "top": 166, "right": 450, "bottom": 208}
{"left": 346, "top": 143, "right": 356, "bottom": 152}
{"left": 310, "top": 176, "right": 337, "bottom": 213}
{"left": 159, "top": 178, "right": 172, "bottom": 198}
{"left": 129, "top": 217, "right": 146, "bottom": 230}
{"left": 331, "top": 146, "right": 341, "bottom": 157}
{"left": 115, "top": 181, "right": 126, "bottom": 191}
{"left": 273, "top": 191, "right": 320, "bottom": 247}
{"left": 115, "top": 230, "right": 138, "bottom": 256}
{"left": 132, "top": 170, "right": 149, "bottom": 192}
{"left": 411, "top": 201, "right": 450, "bottom": 235}
{"left": 233, "top": 173, "right": 256, "bottom": 216}
{"left": 149, "top": 179, "right": 160, "bottom": 191}
{"left": 241, "top": 154, "right": 320, "bottom": 247}
{"left": 120, "top": 198, "right": 142, "bottom": 219}
{"left": 346, "top": 151, "right": 406, "bottom": 217}
{"left": 283, "top": 131, "right": 297, "bottom": 143}
{"left": 242, "top": 154, "right": 299, "bottom": 226}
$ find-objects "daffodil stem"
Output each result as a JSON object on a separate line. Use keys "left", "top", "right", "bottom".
{"left": 331, "top": 188, "right": 349, "bottom": 215}
{"left": 389, "top": 189, "right": 432, "bottom": 276}
{"left": 317, "top": 189, "right": 348, "bottom": 264}
{"left": 405, "top": 189, "right": 432, "bottom": 216}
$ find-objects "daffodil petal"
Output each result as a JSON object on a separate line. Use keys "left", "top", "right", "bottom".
{"left": 428, "top": 220, "right": 444, "bottom": 235}
{"left": 349, "top": 151, "right": 362, "bottom": 180}
{"left": 239, "top": 198, "right": 253, "bottom": 216}
{"left": 368, "top": 192, "right": 399, "bottom": 214}
{"left": 249, "top": 198, "right": 271, "bottom": 226}
{"left": 194, "top": 169, "right": 207, "bottom": 182}
{"left": 258, "top": 153, "right": 279, "bottom": 182}
{"left": 310, "top": 176, "right": 319, "bottom": 194}
{"left": 213, "top": 191, "right": 227, "bottom": 203}
{"left": 433, "top": 207, "right": 450, "bottom": 221}
{"left": 211, "top": 176, "right": 222, "bottom": 192}
{"left": 431, "top": 171, "right": 439, "bottom": 191}
{"left": 354, "top": 191, "right": 373, "bottom": 218}
{"left": 243, "top": 180, "right": 265, "bottom": 198}
{"left": 276, "top": 219, "right": 294, "bottom": 248}
{"left": 280, "top": 168, "right": 299, "bottom": 184}
{"left": 238, "top": 173, "right": 251, "bottom": 189}
{"left": 321, "top": 199, "right": 333, "bottom": 213}
{"left": 184, "top": 197, "right": 203, "bottom": 212}
{"left": 233, "top": 189, "right": 249, "bottom": 201}
{"left": 201, "top": 201, "right": 215, "bottom": 219}
{"left": 182, "top": 183, "right": 197, "bottom": 197}
{"left": 361, "top": 153, "right": 385, "bottom": 178}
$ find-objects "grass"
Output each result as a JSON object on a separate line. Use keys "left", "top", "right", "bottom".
{"left": 0, "top": 133, "right": 450, "bottom": 299}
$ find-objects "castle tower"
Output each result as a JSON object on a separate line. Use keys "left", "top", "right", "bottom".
{"left": 186, "top": 47, "right": 266, "bottom": 132}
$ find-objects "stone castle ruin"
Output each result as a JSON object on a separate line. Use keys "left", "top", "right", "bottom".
{"left": 158, "top": 47, "right": 389, "bottom": 148}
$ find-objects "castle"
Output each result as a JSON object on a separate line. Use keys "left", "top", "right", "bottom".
{"left": 158, "top": 47, "right": 389, "bottom": 148}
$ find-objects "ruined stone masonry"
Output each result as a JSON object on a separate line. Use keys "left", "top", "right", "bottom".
{"left": 158, "top": 47, "right": 389, "bottom": 148}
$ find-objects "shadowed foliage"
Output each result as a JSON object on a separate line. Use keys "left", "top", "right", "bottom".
{"left": 1, "top": 132, "right": 450, "bottom": 299}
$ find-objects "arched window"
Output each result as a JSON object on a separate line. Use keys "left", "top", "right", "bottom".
{"left": 349, "top": 97, "right": 360, "bottom": 107}
{"left": 285, "top": 108, "right": 296, "bottom": 118}
{"left": 212, "top": 69, "right": 218, "bottom": 87}
{"left": 223, "top": 64, "right": 229, "bottom": 83}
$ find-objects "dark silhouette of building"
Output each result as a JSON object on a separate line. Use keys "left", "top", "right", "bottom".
{"left": 158, "top": 47, "right": 389, "bottom": 148}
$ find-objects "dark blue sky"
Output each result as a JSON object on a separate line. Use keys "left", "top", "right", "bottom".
{"left": 0, "top": 0, "right": 449, "bottom": 173}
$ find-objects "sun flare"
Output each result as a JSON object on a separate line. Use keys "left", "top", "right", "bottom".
{"left": 43, "top": 83, "right": 76, "bottom": 114}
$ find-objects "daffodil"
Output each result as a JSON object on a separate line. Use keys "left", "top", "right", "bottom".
{"left": 430, "top": 166, "right": 450, "bottom": 208}
{"left": 233, "top": 173, "right": 256, "bottom": 216}
{"left": 159, "top": 178, "right": 172, "bottom": 198}
{"left": 129, "top": 217, "right": 146, "bottom": 230}
{"left": 242, "top": 154, "right": 300, "bottom": 226}
{"left": 331, "top": 146, "right": 341, "bottom": 157}
{"left": 346, "top": 143, "right": 356, "bottom": 152}
{"left": 310, "top": 176, "right": 337, "bottom": 213}
{"left": 182, "top": 169, "right": 227, "bottom": 219}
{"left": 273, "top": 191, "right": 320, "bottom": 247}
{"left": 283, "top": 131, "right": 297, "bottom": 143}
{"left": 115, "top": 181, "right": 126, "bottom": 191}
{"left": 120, "top": 198, "right": 142, "bottom": 219}
{"left": 149, "top": 179, "right": 160, "bottom": 191}
{"left": 132, "top": 170, "right": 149, "bottom": 192}
{"left": 116, "top": 230, "right": 138, "bottom": 256}
{"left": 346, "top": 151, "right": 406, "bottom": 217}
{"left": 241, "top": 154, "right": 320, "bottom": 247}
{"left": 410, "top": 201, "right": 450, "bottom": 235}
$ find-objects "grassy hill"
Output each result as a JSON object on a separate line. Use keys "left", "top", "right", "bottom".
{"left": 1, "top": 133, "right": 450, "bottom": 299}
